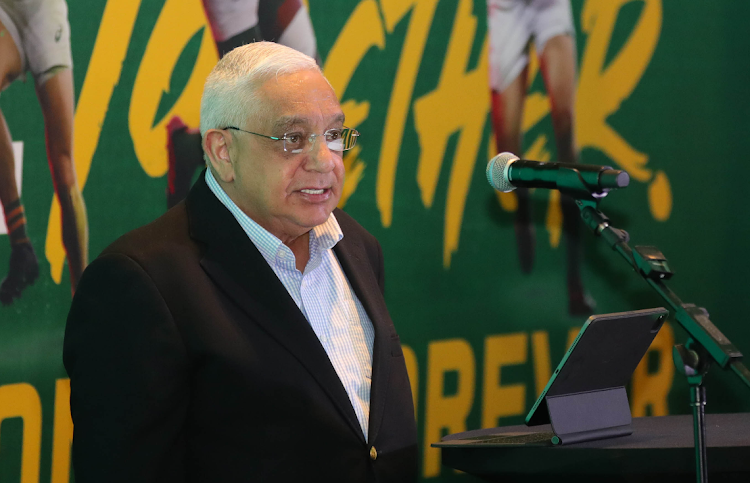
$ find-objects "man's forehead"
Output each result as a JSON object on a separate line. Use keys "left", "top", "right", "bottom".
{"left": 255, "top": 71, "right": 344, "bottom": 129}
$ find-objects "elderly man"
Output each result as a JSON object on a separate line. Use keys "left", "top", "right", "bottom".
{"left": 64, "top": 42, "right": 418, "bottom": 482}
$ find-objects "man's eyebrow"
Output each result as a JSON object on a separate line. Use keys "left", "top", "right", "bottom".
{"left": 272, "top": 113, "right": 347, "bottom": 132}
{"left": 272, "top": 116, "right": 307, "bottom": 132}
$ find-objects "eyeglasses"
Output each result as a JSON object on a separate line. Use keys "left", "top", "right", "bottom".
{"left": 223, "top": 126, "right": 360, "bottom": 154}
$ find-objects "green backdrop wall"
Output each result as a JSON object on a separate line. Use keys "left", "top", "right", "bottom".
{"left": 0, "top": 0, "right": 749, "bottom": 481}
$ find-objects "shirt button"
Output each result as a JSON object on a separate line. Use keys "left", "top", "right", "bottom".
{"left": 369, "top": 446, "right": 377, "bottom": 461}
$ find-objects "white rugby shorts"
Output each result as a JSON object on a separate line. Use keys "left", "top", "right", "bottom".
{"left": 487, "top": 0, "right": 575, "bottom": 91}
{"left": 202, "top": 0, "right": 260, "bottom": 43}
{"left": 0, "top": 0, "right": 72, "bottom": 86}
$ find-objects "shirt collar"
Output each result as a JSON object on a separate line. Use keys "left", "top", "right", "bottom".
{"left": 205, "top": 169, "right": 343, "bottom": 267}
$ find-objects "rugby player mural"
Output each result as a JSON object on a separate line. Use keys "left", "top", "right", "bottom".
{"left": 487, "top": 0, "right": 591, "bottom": 315}
{"left": 0, "top": 0, "right": 88, "bottom": 305}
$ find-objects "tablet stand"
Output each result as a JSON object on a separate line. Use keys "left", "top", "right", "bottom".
{"left": 573, "top": 195, "right": 750, "bottom": 483}
{"left": 543, "top": 386, "right": 633, "bottom": 445}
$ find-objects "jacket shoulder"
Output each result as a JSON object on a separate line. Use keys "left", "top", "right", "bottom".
{"left": 99, "top": 203, "right": 198, "bottom": 268}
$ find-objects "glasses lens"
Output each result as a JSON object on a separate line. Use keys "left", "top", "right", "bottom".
{"left": 282, "top": 128, "right": 359, "bottom": 153}
{"left": 283, "top": 132, "right": 306, "bottom": 153}
{"left": 326, "top": 128, "right": 358, "bottom": 152}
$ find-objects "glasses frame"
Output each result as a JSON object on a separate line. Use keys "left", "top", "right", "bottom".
{"left": 223, "top": 126, "right": 359, "bottom": 154}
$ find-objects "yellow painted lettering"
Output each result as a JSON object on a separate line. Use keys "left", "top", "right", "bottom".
{"left": 481, "top": 333, "right": 527, "bottom": 428}
{"left": 413, "top": 0, "right": 490, "bottom": 266}
{"left": 577, "top": 0, "right": 662, "bottom": 182}
{"left": 531, "top": 330, "right": 552, "bottom": 398}
{"left": 520, "top": 134, "right": 564, "bottom": 249}
{"left": 631, "top": 321, "right": 675, "bottom": 416}
{"left": 401, "top": 344, "right": 419, "bottom": 420}
{"left": 129, "top": 0, "right": 218, "bottom": 178}
{"left": 567, "top": 326, "right": 580, "bottom": 349}
{"left": 51, "top": 378, "right": 73, "bottom": 483}
{"left": 648, "top": 169, "right": 672, "bottom": 221}
{"left": 323, "top": 0, "right": 384, "bottom": 115}
{"left": 322, "top": 0, "right": 386, "bottom": 207}
{"left": 0, "top": 383, "right": 42, "bottom": 483}
{"left": 376, "top": 0, "right": 440, "bottom": 228}
{"left": 423, "top": 339, "right": 475, "bottom": 478}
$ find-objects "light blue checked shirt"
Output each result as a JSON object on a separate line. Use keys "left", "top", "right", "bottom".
{"left": 205, "top": 170, "right": 375, "bottom": 441}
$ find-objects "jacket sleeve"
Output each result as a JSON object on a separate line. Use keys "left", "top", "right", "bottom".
{"left": 63, "top": 253, "right": 190, "bottom": 483}
{"left": 374, "top": 238, "right": 386, "bottom": 295}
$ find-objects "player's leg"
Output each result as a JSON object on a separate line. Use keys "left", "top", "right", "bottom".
{"left": 0, "top": 18, "right": 23, "bottom": 215}
{"left": 539, "top": 33, "right": 593, "bottom": 314}
{"left": 539, "top": 34, "right": 576, "bottom": 165}
{"left": 0, "top": 112, "right": 21, "bottom": 228}
{"left": 258, "top": 0, "right": 318, "bottom": 61}
{"left": 215, "top": 24, "right": 263, "bottom": 58}
{"left": 203, "top": 0, "right": 261, "bottom": 57}
{"left": 487, "top": 0, "right": 537, "bottom": 273}
{"left": 0, "top": 110, "right": 40, "bottom": 305}
{"left": 35, "top": 68, "right": 88, "bottom": 292}
{"left": 0, "top": 16, "right": 39, "bottom": 305}
{"left": 491, "top": 69, "right": 535, "bottom": 274}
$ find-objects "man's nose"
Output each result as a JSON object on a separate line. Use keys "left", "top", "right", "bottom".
{"left": 305, "top": 135, "right": 337, "bottom": 172}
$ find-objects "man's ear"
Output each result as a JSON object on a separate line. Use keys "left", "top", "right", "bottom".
{"left": 203, "top": 129, "right": 235, "bottom": 182}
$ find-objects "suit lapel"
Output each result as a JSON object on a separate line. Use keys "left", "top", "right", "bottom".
{"left": 332, "top": 216, "right": 393, "bottom": 444}
{"left": 186, "top": 175, "right": 364, "bottom": 441}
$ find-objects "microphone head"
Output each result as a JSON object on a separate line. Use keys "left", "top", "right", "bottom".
{"left": 486, "top": 152, "right": 519, "bottom": 192}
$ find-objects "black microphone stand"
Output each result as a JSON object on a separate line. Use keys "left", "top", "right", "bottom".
{"left": 552, "top": 169, "right": 750, "bottom": 483}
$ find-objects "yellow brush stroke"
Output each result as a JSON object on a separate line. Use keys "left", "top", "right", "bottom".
{"left": 323, "top": 0, "right": 384, "bottom": 100}
{"left": 521, "top": 135, "right": 562, "bottom": 248}
{"left": 648, "top": 169, "right": 671, "bottom": 221}
{"left": 322, "top": 0, "right": 386, "bottom": 207}
{"left": 377, "top": 0, "right": 440, "bottom": 228}
{"left": 50, "top": 379, "right": 73, "bottom": 483}
{"left": 340, "top": 145, "right": 366, "bottom": 208}
{"left": 523, "top": 92, "right": 551, "bottom": 133}
{"left": 0, "top": 383, "right": 42, "bottom": 483}
{"left": 45, "top": 0, "right": 142, "bottom": 284}
{"left": 339, "top": 100, "right": 370, "bottom": 131}
{"left": 413, "top": 0, "right": 489, "bottom": 267}
{"left": 577, "top": 0, "right": 662, "bottom": 182}
{"left": 129, "top": 0, "right": 218, "bottom": 178}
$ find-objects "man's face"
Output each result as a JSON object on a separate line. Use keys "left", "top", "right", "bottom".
{"left": 225, "top": 69, "right": 345, "bottom": 243}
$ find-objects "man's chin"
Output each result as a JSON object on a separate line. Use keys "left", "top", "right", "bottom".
{"left": 294, "top": 207, "right": 335, "bottom": 230}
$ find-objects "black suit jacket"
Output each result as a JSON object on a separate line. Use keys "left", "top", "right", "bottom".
{"left": 63, "top": 175, "right": 418, "bottom": 482}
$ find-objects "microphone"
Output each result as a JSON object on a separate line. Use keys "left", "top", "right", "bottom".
{"left": 486, "top": 152, "right": 630, "bottom": 196}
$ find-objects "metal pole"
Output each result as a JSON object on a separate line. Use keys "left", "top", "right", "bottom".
{"left": 691, "top": 384, "right": 708, "bottom": 483}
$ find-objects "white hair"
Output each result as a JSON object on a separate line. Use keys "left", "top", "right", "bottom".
{"left": 199, "top": 41, "right": 321, "bottom": 138}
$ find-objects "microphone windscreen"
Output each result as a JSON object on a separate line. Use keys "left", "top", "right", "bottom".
{"left": 486, "top": 152, "right": 519, "bottom": 192}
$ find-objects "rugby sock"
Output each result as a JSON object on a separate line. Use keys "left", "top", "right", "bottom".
{"left": 4, "top": 198, "right": 30, "bottom": 245}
